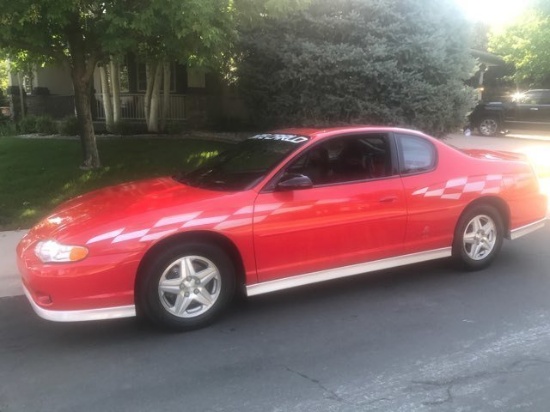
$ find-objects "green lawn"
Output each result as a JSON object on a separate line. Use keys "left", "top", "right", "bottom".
{"left": 0, "top": 137, "right": 230, "bottom": 230}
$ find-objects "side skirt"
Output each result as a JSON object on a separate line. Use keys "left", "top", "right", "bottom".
{"left": 246, "top": 247, "right": 452, "bottom": 297}
{"left": 509, "top": 218, "right": 547, "bottom": 240}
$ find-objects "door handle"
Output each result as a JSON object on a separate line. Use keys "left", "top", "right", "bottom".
{"left": 379, "top": 196, "right": 398, "bottom": 203}
{"left": 530, "top": 107, "right": 539, "bottom": 111}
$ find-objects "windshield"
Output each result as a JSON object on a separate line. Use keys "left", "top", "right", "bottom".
{"left": 176, "top": 134, "right": 309, "bottom": 191}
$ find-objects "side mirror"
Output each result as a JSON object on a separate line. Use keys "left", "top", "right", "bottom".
{"left": 277, "top": 174, "right": 313, "bottom": 191}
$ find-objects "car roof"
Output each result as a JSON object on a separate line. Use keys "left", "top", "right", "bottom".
{"left": 273, "top": 126, "right": 430, "bottom": 141}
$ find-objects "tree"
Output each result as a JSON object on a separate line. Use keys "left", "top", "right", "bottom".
{"left": 0, "top": 60, "right": 8, "bottom": 92}
{"left": 471, "top": 22, "right": 491, "bottom": 52}
{"left": 0, "top": 0, "right": 235, "bottom": 167}
{"left": 97, "top": 58, "right": 123, "bottom": 133}
{"left": 235, "top": 0, "right": 312, "bottom": 25}
{"left": 489, "top": 2, "right": 550, "bottom": 88}
{"left": 105, "top": 0, "right": 235, "bottom": 133}
{"left": 0, "top": 1, "right": 116, "bottom": 168}
{"left": 237, "top": 0, "right": 477, "bottom": 136}
{"left": 0, "top": 51, "right": 51, "bottom": 120}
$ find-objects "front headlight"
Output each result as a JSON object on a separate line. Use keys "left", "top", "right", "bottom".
{"left": 34, "top": 240, "right": 89, "bottom": 263}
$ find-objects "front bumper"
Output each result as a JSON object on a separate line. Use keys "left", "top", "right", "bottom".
{"left": 23, "top": 284, "right": 136, "bottom": 322}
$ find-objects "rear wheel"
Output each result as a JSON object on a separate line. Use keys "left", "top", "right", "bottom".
{"left": 477, "top": 117, "right": 500, "bottom": 136}
{"left": 453, "top": 205, "right": 504, "bottom": 270}
{"left": 138, "top": 242, "right": 236, "bottom": 331}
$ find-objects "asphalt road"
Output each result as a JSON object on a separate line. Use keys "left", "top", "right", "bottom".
{"left": 1, "top": 224, "right": 550, "bottom": 412}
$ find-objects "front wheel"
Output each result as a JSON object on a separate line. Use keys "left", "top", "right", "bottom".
{"left": 453, "top": 205, "right": 504, "bottom": 271}
{"left": 137, "top": 242, "right": 236, "bottom": 331}
{"left": 477, "top": 117, "right": 500, "bottom": 137}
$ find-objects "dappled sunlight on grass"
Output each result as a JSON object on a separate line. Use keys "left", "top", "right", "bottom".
{"left": 78, "top": 168, "right": 109, "bottom": 183}
{"left": 20, "top": 208, "right": 37, "bottom": 218}
{"left": 52, "top": 169, "right": 114, "bottom": 206}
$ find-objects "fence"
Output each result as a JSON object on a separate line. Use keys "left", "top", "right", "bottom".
{"left": 94, "top": 93, "right": 188, "bottom": 121}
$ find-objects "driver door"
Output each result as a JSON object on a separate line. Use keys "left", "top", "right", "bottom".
{"left": 252, "top": 133, "right": 407, "bottom": 283}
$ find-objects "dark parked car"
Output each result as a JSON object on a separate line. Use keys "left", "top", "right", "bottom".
{"left": 469, "top": 89, "right": 550, "bottom": 136}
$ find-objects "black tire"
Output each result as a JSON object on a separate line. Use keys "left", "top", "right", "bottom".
{"left": 452, "top": 205, "right": 504, "bottom": 271}
{"left": 477, "top": 117, "right": 500, "bottom": 137}
{"left": 137, "top": 242, "right": 236, "bottom": 331}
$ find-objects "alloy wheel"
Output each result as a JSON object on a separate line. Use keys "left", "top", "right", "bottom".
{"left": 157, "top": 255, "right": 222, "bottom": 318}
{"left": 462, "top": 214, "right": 497, "bottom": 261}
{"left": 479, "top": 118, "right": 498, "bottom": 136}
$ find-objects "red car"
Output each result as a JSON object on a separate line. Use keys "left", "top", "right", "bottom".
{"left": 17, "top": 127, "right": 547, "bottom": 330}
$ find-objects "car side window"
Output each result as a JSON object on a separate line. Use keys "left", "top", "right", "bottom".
{"left": 285, "top": 134, "right": 392, "bottom": 186}
{"left": 396, "top": 134, "right": 436, "bottom": 175}
{"left": 521, "top": 91, "right": 543, "bottom": 105}
{"left": 540, "top": 91, "right": 550, "bottom": 105}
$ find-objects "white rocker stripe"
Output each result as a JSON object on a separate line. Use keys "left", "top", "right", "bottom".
{"left": 246, "top": 247, "right": 453, "bottom": 297}
{"left": 509, "top": 218, "right": 547, "bottom": 240}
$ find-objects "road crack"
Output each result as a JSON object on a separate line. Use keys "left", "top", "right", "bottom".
{"left": 410, "top": 357, "right": 550, "bottom": 407}
{"left": 284, "top": 366, "right": 348, "bottom": 404}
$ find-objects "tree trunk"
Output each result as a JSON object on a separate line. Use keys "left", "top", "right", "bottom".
{"left": 16, "top": 72, "right": 25, "bottom": 119}
{"left": 148, "top": 63, "right": 163, "bottom": 132}
{"left": 73, "top": 74, "right": 100, "bottom": 168}
{"left": 144, "top": 62, "right": 155, "bottom": 130}
{"left": 99, "top": 65, "right": 114, "bottom": 132}
{"left": 66, "top": 15, "right": 100, "bottom": 169}
{"left": 110, "top": 60, "right": 121, "bottom": 124}
{"left": 161, "top": 61, "right": 171, "bottom": 131}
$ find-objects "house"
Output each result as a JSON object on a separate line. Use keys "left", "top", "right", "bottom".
{"left": 7, "top": 63, "right": 75, "bottom": 121}
{"left": 7, "top": 57, "right": 248, "bottom": 130}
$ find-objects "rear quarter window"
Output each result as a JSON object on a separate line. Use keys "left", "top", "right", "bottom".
{"left": 395, "top": 134, "right": 436, "bottom": 175}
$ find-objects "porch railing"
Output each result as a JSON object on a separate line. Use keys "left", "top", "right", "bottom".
{"left": 94, "top": 93, "right": 188, "bottom": 121}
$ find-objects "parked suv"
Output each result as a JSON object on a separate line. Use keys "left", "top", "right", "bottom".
{"left": 469, "top": 89, "right": 550, "bottom": 136}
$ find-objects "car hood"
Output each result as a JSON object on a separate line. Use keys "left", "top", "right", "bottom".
{"left": 27, "top": 177, "right": 239, "bottom": 242}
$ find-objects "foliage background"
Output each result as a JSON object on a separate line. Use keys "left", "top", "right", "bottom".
{"left": 237, "top": 0, "right": 478, "bottom": 136}
{"left": 489, "top": 0, "right": 550, "bottom": 88}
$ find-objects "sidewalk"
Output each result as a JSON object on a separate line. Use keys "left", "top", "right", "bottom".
{"left": 2, "top": 132, "right": 549, "bottom": 299}
{"left": 0, "top": 230, "right": 26, "bottom": 298}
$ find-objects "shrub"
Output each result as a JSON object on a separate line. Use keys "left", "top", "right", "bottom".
{"left": 0, "top": 121, "right": 16, "bottom": 136}
{"left": 35, "top": 115, "right": 58, "bottom": 135}
{"left": 110, "top": 121, "right": 142, "bottom": 135}
{"left": 18, "top": 115, "right": 57, "bottom": 135}
{"left": 165, "top": 121, "right": 185, "bottom": 135}
{"left": 237, "top": 0, "right": 478, "bottom": 136}
{"left": 58, "top": 116, "right": 80, "bottom": 136}
{"left": 18, "top": 115, "right": 37, "bottom": 134}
